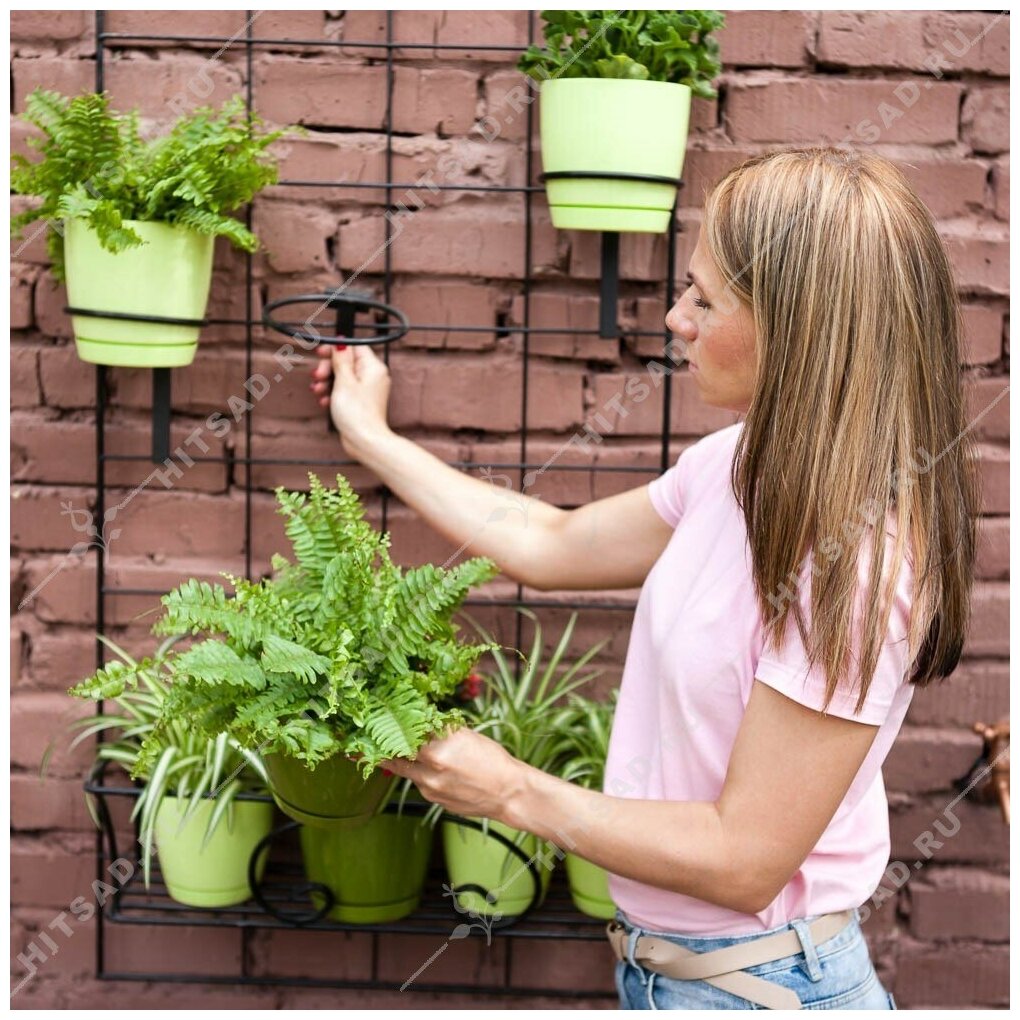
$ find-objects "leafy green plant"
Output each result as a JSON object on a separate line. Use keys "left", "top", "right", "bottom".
{"left": 546, "top": 688, "right": 619, "bottom": 791}
{"left": 517, "top": 10, "right": 725, "bottom": 98}
{"left": 68, "top": 473, "right": 502, "bottom": 782}
{"left": 11, "top": 89, "right": 295, "bottom": 279}
{"left": 60, "top": 634, "right": 270, "bottom": 889}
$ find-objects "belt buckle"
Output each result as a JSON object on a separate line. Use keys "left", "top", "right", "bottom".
{"left": 605, "top": 919, "right": 628, "bottom": 963}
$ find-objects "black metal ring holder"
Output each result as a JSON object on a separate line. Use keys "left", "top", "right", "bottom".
{"left": 536, "top": 171, "right": 684, "bottom": 338}
{"left": 84, "top": 760, "right": 546, "bottom": 932}
{"left": 262, "top": 289, "right": 410, "bottom": 433}
{"left": 64, "top": 305, "right": 209, "bottom": 464}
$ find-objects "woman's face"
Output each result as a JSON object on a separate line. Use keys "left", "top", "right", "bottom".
{"left": 665, "top": 227, "right": 759, "bottom": 415}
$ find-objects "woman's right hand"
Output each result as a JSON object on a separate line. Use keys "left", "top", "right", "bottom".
{"left": 310, "top": 343, "right": 393, "bottom": 458}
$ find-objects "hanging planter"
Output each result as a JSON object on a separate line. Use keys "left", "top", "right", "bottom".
{"left": 565, "top": 852, "right": 616, "bottom": 920}
{"left": 154, "top": 794, "right": 274, "bottom": 908}
{"left": 64, "top": 219, "right": 214, "bottom": 368}
{"left": 518, "top": 11, "right": 725, "bottom": 233}
{"left": 442, "top": 816, "right": 553, "bottom": 919}
{"left": 263, "top": 750, "right": 396, "bottom": 831}
{"left": 537, "top": 78, "right": 691, "bottom": 233}
{"left": 299, "top": 789, "right": 433, "bottom": 923}
{"left": 11, "top": 89, "right": 295, "bottom": 368}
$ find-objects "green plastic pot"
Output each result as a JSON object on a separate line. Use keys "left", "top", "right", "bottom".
{"left": 264, "top": 752, "right": 396, "bottom": 831}
{"left": 63, "top": 218, "right": 215, "bottom": 368}
{"left": 300, "top": 795, "right": 434, "bottom": 923}
{"left": 565, "top": 852, "right": 617, "bottom": 920}
{"left": 538, "top": 77, "right": 692, "bottom": 233}
{"left": 153, "top": 795, "right": 274, "bottom": 908}
{"left": 442, "top": 816, "right": 554, "bottom": 918}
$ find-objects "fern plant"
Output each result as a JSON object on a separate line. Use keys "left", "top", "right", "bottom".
{"left": 11, "top": 89, "right": 294, "bottom": 279}
{"left": 60, "top": 634, "right": 270, "bottom": 890}
{"left": 69, "top": 474, "right": 502, "bottom": 781}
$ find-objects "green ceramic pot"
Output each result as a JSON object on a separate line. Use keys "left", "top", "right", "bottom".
{"left": 565, "top": 852, "right": 617, "bottom": 920}
{"left": 442, "top": 816, "right": 554, "bottom": 918}
{"left": 300, "top": 795, "right": 434, "bottom": 923}
{"left": 63, "top": 218, "right": 215, "bottom": 367}
{"left": 264, "top": 752, "right": 396, "bottom": 831}
{"left": 538, "top": 77, "right": 692, "bottom": 233}
{"left": 153, "top": 795, "right": 274, "bottom": 908}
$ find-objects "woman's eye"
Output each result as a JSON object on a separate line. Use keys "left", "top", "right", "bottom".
{"left": 693, "top": 296, "right": 710, "bottom": 310}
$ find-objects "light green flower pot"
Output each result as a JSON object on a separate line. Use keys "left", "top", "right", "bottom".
{"left": 566, "top": 852, "right": 617, "bottom": 920}
{"left": 264, "top": 752, "right": 397, "bottom": 831}
{"left": 153, "top": 795, "right": 274, "bottom": 908}
{"left": 442, "top": 816, "right": 554, "bottom": 918}
{"left": 300, "top": 797, "right": 434, "bottom": 923}
{"left": 539, "top": 77, "right": 692, "bottom": 233}
{"left": 63, "top": 218, "right": 215, "bottom": 367}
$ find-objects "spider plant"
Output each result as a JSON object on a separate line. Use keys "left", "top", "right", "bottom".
{"left": 58, "top": 633, "right": 270, "bottom": 891}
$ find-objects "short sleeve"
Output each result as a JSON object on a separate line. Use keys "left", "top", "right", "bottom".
{"left": 647, "top": 444, "right": 695, "bottom": 529}
{"left": 754, "top": 533, "right": 915, "bottom": 726}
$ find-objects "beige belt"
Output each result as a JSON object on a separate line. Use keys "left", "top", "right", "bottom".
{"left": 606, "top": 909, "right": 855, "bottom": 1010}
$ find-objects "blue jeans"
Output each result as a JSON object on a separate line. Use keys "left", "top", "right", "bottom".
{"left": 614, "top": 906, "right": 896, "bottom": 1010}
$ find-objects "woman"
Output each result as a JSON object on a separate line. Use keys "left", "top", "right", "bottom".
{"left": 310, "top": 146, "right": 980, "bottom": 1009}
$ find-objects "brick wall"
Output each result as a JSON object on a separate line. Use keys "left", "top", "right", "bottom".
{"left": 10, "top": 10, "right": 1009, "bottom": 1009}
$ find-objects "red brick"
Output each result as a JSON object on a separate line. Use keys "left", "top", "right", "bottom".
{"left": 374, "top": 931, "right": 508, "bottom": 987}
{"left": 679, "top": 145, "right": 759, "bottom": 210}
{"left": 251, "top": 11, "right": 338, "bottom": 48}
{"left": 389, "top": 279, "right": 507, "bottom": 351}
{"left": 510, "top": 934, "right": 616, "bottom": 992}
{"left": 817, "top": 12, "right": 926, "bottom": 70}
{"left": 12, "top": 557, "right": 26, "bottom": 614}
{"left": 509, "top": 292, "right": 621, "bottom": 364}
{"left": 256, "top": 57, "right": 388, "bottom": 129}
{"left": 12, "top": 58, "right": 94, "bottom": 110}
{"left": 11, "top": 834, "right": 99, "bottom": 909}
{"left": 921, "top": 12, "right": 1010, "bottom": 76}
{"left": 37, "top": 344, "right": 95, "bottom": 408}
{"left": 11, "top": 619, "right": 25, "bottom": 686}
{"left": 961, "top": 86, "right": 1009, "bottom": 155}
{"left": 976, "top": 443, "right": 1008, "bottom": 514}
{"left": 975, "top": 516, "right": 1008, "bottom": 580}
{"left": 21, "top": 626, "right": 99, "bottom": 693}
{"left": 11, "top": 906, "right": 96, "bottom": 988}
{"left": 964, "top": 375, "right": 1009, "bottom": 440}
{"left": 905, "top": 660, "right": 1007, "bottom": 734}
{"left": 961, "top": 304, "right": 1004, "bottom": 365}
{"left": 11, "top": 346, "right": 41, "bottom": 409}
{"left": 12, "top": 414, "right": 230, "bottom": 493}
{"left": 105, "top": 923, "right": 243, "bottom": 978}
{"left": 252, "top": 199, "right": 335, "bottom": 274}
{"left": 883, "top": 727, "right": 981, "bottom": 794}
{"left": 11, "top": 10, "right": 90, "bottom": 41}
{"left": 961, "top": 581, "right": 1008, "bottom": 658}
{"left": 942, "top": 221, "right": 1010, "bottom": 296}
{"left": 247, "top": 929, "right": 374, "bottom": 980}
{"left": 726, "top": 76, "right": 963, "bottom": 146}
{"left": 386, "top": 348, "right": 584, "bottom": 433}
{"left": 391, "top": 67, "right": 480, "bottom": 136}
{"left": 337, "top": 203, "right": 560, "bottom": 280}
{"left": 11, "top": 263, "right": 36, "bottom": 330}
{"left": 894, "top": 946, "right": 1008, "bottom": 1007}
{"left": 717, "top": 11, "right": 814, "bottom": 68}
{"left": 891, "top": 796, "right": 1009, "bottom": 865}
{"left": 341, "top": 10, "right": 437, "bottom": 60}
{"left": 434, "top": 10, "right": 530, "bottom": 61}
{"left": 568, "top": 229, "right": 666, "bottom": 284}
{"left": 9, "top": 197, "right": 53, "bottom": 266}
{"left": 103, "top": 11, "right": 249, "bottom": 46}
{"left": 591, "top": 441, "right": 676, "bottom": 501}
{"left": 32, "top": 276, "right": 73, "bottom": 341}
{"left": 10, "top": 692, "right": 95, "bottom": 777}
{"left": 274, "top": 131, "right": 388, "bottom": 202}
{"left": 11, "top": 486, "right": 95, "bottom": 553}
{"left": 481, "top": 70, "right": 541, "bottom": 145}
{"left": 901, "top": 158, "right": 988, "bottom": 220}
{"left": 991, "top": 155, "right": 1008, "bottom": 220}
{"left": 11, "top": 775, "right": 94, "bottom": 832}
{"left": 909, "top": 868, "right": 1009, "bottom": 940}
{"left": 104, "top": 54, "right": 244, "bottom": 122}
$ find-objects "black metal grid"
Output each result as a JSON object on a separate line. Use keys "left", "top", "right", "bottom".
{"left": 89, "top": 9, "right": 682, "bottom": 998}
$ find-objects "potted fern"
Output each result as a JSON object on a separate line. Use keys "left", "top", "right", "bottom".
{"left": 547, "top": 689, "right": 620, "bottom": 919}
{"left": 517, "top": 10, "right": 724, "bottom": 232}
{"left": 134, "top": 473, "right": 501, "bottom": 831}
{"left": 60, "top": 635, "right": 274, "bottom": 907}
{"left": 11, "top": 89, "right": 292, "bottom": 367}
{"left": 441, "top": 608, "right": 608, "bottom": 918}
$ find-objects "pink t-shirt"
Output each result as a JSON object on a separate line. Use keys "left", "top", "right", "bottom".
{"left": 603, "top": 421, "right": 916, "bottom": 935}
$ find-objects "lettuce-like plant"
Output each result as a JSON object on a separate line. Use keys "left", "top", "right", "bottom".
{"left": 517, "top": 10, "right": 725, "bottom": 98}
{"left": 68, "top": 474, "right": 502, "bottom": 780}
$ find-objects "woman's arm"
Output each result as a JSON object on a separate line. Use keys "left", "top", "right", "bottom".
{"left": 385, "top": 679, "right": 881, "bottom": 916}
{"left": 313, "top": 345, "right": 674, "bottom": 591}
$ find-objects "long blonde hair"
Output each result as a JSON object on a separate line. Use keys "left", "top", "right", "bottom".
{"left": 702, "top": 146, "right": 981, "bottom": 715}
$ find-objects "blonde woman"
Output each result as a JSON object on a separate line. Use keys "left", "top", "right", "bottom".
{"left": 310, "top": 147, "right": 980, "bottom": 1010}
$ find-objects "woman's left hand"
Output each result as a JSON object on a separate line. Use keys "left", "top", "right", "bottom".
{"left": 380, "top": 727, "right": 528, "bottom": 823}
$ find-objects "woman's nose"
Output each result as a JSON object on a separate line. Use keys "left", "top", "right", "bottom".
{"left": 666, "top": 312, "right": 697, "bottom": 341}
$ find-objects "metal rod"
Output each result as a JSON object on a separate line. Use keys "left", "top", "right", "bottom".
{"left": 600, "top": 232, "right": 620, "bottom": 339}
{"left": 151, "top": 368, "right": 172, "bottom": 463}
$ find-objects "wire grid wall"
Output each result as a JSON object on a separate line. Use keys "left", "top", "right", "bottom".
{"left": 88, "top": 9, "right": 681, "bottom": 986}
